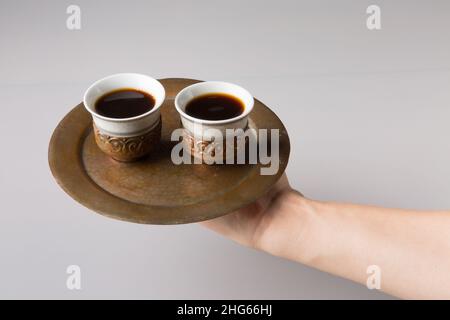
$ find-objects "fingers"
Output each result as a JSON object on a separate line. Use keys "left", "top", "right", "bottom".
{"left": 199, "top": 173, "right": 294, "bottom": 247}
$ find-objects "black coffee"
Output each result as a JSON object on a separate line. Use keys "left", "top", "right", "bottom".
{"left": 95, "top": 88, "right": 155, "bottom": 119}
{"left": 185, "top": 93, "right": 244, "bottom": 121}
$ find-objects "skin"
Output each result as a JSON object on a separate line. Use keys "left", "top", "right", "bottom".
{"left": 201, "top": 174, "right": 450, "bottom": 299}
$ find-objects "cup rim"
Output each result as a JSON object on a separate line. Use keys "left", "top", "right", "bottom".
{"left": 83, "top": 73, "right": 166, "bottom": 123}
{"left": 174, "top": 81, "right": 254, "bottom": 125}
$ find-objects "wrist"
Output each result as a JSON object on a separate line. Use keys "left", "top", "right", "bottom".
{"left": 255, "top": 191, "right": 323, "bottom": 265}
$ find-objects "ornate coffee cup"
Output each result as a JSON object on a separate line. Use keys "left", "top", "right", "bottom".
{"left": 83, "top": 73, "right": 165, "bottom": 162}
{"left": 174, "top": 81, "right": 254, "bottom": 163}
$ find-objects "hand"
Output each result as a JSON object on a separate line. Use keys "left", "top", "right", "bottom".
{"left": 201, "top": 174, "right": 305, "bottom": 253}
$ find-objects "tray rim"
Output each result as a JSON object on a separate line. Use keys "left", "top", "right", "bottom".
{"left": 48, "top": 78, "right": 290, "bottom": 225}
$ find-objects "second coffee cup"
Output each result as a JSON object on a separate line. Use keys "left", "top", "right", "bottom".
{"left": 174, "top": 81, "right": 254, "bottom": 162}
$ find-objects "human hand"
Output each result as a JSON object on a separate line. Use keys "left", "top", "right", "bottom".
{"left": 201, "top": 174, "right": 306, "bottom": 254}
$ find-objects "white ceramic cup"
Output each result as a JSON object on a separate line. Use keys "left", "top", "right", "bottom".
{"left": 174, "top": 81, "right": 254, "bottom": 162}
{"left": 83, "top": 73, "right": 166, "bottom": 161}
{"left": 174, "top": 81, "right": 254, "bottom": 139}
{"left": 84, "top": 73, "right": 165, "bottom": 136}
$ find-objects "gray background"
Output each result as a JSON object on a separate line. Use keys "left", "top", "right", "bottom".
{"left": 0, "top": 0, "right": 449, "bottom": 299}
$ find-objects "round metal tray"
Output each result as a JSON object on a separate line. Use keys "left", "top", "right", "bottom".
{"left": 48, "top": 78, "right": 290, "bottom": 224}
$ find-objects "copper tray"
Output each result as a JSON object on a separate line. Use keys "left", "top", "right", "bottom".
{"left": 48, "top": 78, "right": 290, "bottom": 224}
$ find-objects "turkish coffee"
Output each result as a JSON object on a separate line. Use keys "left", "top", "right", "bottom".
{"left": 185, "top": 93, "right": 245, "bottom": 121}
{"left": 95, "top": 88, "right": 155, "bottom": 119}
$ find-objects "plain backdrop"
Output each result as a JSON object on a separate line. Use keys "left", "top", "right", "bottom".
{"left": 0, "top": 0, "right": 449, "bottom": 299}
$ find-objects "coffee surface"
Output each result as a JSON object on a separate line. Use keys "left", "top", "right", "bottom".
{"left": 95, "top": 89, "right": 155, "bottom": 119}
{"left": 185, "top": 93, "right": 244, "bottom": 121}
